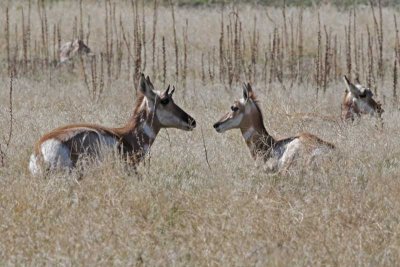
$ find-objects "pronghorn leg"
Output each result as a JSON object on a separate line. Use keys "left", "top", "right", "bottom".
{"left": 278, "top": 139, "right": 301, "bottom": 173}
{"left": 263, "top": 158, "right": 279, "bottom": 173}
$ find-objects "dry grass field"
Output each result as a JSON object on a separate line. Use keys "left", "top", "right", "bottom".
{"left": 1, "top": 0, "right": 400, "bottom": 266}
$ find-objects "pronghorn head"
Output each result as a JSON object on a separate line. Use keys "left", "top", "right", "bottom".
{"left": 342, "top": 76, "right": 384, "bottom": 120}
{"left": 213, "top": 83, "right": 262, "bottom": 133}
{"left": 139, "top": 74, "right": 196, "bottom": 131}
{"left": 72, "top": 39, "right": 91, "bottom": 55}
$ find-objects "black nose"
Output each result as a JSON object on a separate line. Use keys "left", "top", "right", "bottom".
{"left": 188, "top": 118, "right": 196, "bottom": 128}
{"left": 213, "top": 122, "right": 220, "bottom": 129}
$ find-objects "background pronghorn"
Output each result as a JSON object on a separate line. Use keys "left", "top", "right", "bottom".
{"left": 213, "top": 83, "right": 335, "bottom": 172}
{"left": 59, "top": 39, "right": 92, "bottom": 64}
{"left": 342, "top": 76, "right": 384, "bottom": 121}
{"left": 29, "top": 74, "right": 196, "bottom": 175}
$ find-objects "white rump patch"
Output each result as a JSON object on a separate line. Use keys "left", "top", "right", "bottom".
{"left": 278, "top": 138, "right": 302, "bottom": 169}
{"left": 41, "top": 139, "right": 72, "bottom": 172}
{"left": 29, "top": 154, "right": 41, "bottom": 176}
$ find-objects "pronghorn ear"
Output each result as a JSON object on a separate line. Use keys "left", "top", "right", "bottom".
{"left": 355, "top": 76, "right": 361, "bottom": 85}
{"left": 246, "top": 83, "right": 254, "bottom": 98}
{"left": 343, "top": 75, "right": 360, "bottom": 97}
{"left": 243, "top": 83, "right": 250, "bottom": 102}
{"left": 139, "top": 74, "right": 156, "bottom": 100}
{"left": 243, "top": 82, "right": 254, "bottom": 102}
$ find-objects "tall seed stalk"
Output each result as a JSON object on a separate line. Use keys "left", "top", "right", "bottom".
{"left": 169, "top": 0, "right": 179, "bottom": 82}
{"left": 152, "top": 0, "right": 158, "bottom": 78}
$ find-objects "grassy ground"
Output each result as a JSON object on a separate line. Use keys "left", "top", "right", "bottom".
{"left": 1, "top": 1, "right": 400, "bottom": 266}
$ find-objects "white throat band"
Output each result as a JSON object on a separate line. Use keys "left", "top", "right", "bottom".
{"left": 143, "top": 123, "right": 156, "bottom": 139}
{"left": 243, "top": 127, "right": 255, "bottom": 141}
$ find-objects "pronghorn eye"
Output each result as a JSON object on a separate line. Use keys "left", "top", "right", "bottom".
{"left": 231, "top": 106, "right": 239, "bottom": 112}
{"left": 160, "top": 98, "right": 170, "bottom": 105}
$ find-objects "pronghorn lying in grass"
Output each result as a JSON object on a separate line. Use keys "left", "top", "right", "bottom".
{"left": 213, "top": 83, "right": 335, "bottom": 172}
{"left": 29, "top": 74, "right": 196, "bottom": 175}
{"left": 342, "top": 76, "right": 384, "bottom": 121}
{"left": 59, "top": 39, "right": 92, "bottom": 64}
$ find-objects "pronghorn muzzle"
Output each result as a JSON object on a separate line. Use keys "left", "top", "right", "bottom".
{"left": 186, "top": 115, "right": 197, "bottom": 130}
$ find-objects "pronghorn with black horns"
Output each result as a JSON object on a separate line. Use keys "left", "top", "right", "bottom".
{"left": 213, "top": 83, "right": 334, "bottom": 172}
{"left": 29, "top": 74, "right": 196, "bottom": 175}
{"left": 342, "top": 75, "right": 384, "bottom": 121}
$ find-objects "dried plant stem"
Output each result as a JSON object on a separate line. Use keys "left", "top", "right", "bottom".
{"left": 370, "top": 0, "right": 383, "bottom": 81}
{"left": 367, "top": 26, "right": 375, "bottom": 91}
{"left": 394, "top": 48, "right": 398, "bottom": 108}
{"left": 1, "top": 71, "right": 14, "bottom": 167}
{"left": 80, "top": 56, "right": 90, "bottom": 96}
{"left": 6, "top": 7, "right": 10, "bottom": 76}
{"left": 219, "top": 6, "right": 225, "bottom": 82}
{"left": 152, "top": 0, "right": 158, "bottom": 78}
{"left": 353, "top": 7, "right": 359, "bottom": 79}
{"left": 142, "top": 0, "right": 147, "bottom": 71}
{"left": 200, "top": 126, "right": 211, "bottom": 170}
{"left": 162, "top": 36, "right": 166, "bottom": 87}
{"left": 79, "top": 0, "right": 84, "bottom": 40}
{"left": 183, "top": 19, "right": 188, "bottom": 88}
{"left": 323, "top": 25, "right": 331, "bottom": 93}
{"left": 201, "top": 53, "right": 206, "bottom": 85}
{"left": 297, "top": 8, "right": 303, "bottom": 84}
{"left": 315, "top": 13, "right": 321, "bottom": 97}
{"left": 133, "top": 0, "right": 142, "bottom": 90}
{"left": 170, "top": 0, "right": 179, "bottom": 82}
{"left": 346, "top": 11, "right": 352, "bottom": 80}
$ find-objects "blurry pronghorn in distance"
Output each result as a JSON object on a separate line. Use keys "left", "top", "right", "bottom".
{"left": 342, "top": 76, "right": 384, "bottom": 121}
{"left": 59, "top": 39, "right": 92, "bottom": 64}
{"left": 29, "top": 74, "right": 196, "bottom": 175}
{"left": 213, "top": 83, "right": 335, "bottom": 172}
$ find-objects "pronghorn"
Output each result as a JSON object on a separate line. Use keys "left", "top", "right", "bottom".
{"left": 29, "top": 74, "right": 196, "bottom": 175}
{"left": 59, "top": 39, "right": 92, "bottom": 64}
{"left": 213, "top": 83, "right": 335, "bottom": 172}
{"left": 342, "top": 76, "right": 384, "bottom": 121}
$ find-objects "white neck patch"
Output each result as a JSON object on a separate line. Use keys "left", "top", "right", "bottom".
{"left": 143, "top": 123, "right": 156, "bottom": 139}
{"left": 243, "top": 127, "right": 255, "bottom": 141}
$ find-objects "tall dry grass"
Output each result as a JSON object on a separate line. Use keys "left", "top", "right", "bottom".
{"left": 1, "top": 1, "right": 400, "bottom": 265}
